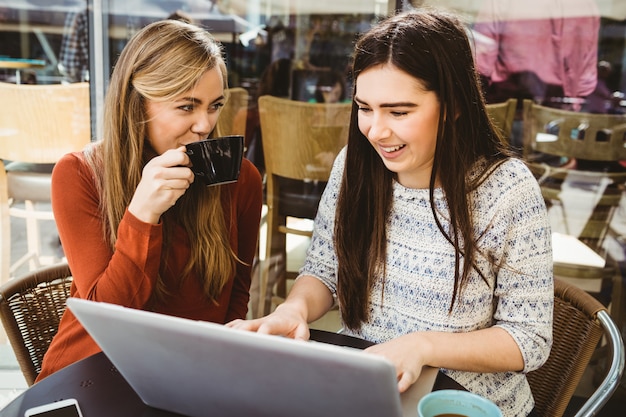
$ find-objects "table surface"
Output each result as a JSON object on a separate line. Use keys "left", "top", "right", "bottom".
{"left": 0, "top": 58, "right": 46, "bottom": 69}
{"left": 0, "top": 330, "right": 461, "bottom": 417}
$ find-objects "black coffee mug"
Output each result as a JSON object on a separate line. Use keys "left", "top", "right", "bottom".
{"left": 185, "top": 135, "right": 244, "bottom": 186}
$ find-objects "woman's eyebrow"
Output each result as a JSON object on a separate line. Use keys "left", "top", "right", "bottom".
{"left": 354, "top": 96, "right": 366, "bottom": 105}
{"left": 354, "top": 96, "right": 417, "bottom": 108}
{"left": 380, "top": 102, "right": 417, "bottom": 108}
{"left": 177, "top": 94, "right": 225, "bottom": 105}
{"left": 178, "top": 96, "right": 201, "bottom": 104}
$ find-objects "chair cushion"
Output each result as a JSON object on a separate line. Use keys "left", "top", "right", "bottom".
{"left": 5, "top": 162, "right": 54, "bottom": 202}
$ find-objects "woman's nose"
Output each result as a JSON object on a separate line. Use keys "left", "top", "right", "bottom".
{"left": 191, "top": 112, "right": 214, "bottom": 137}
{"left": 367, "top": 114, "right": 390, "bottom": 141}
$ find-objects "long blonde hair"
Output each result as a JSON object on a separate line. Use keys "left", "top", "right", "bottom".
{"left": 85, "top": 19, "right": 235, "bottom": 302}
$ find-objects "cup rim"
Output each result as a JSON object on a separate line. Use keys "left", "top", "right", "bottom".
{"left": 418, "top": 389, "right": 502, "bottom": 417}
{"left": 192, "top": 134, "right": 243, "bottom": 143}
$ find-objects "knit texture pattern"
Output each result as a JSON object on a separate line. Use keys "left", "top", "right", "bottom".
{"left": 300, "top": 148, "right": 553, "bottom": 417}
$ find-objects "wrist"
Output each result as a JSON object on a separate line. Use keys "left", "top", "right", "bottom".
{"left": 411, "top": 331, "right": 436, "bottom": 368}
{"left": 128, "top": 202, "right": 160, "bottom": 225}
{"left": 274, "top": 299, "right": 308, "bottom": 323}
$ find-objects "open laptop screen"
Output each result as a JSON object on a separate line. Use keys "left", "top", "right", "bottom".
{"left": 67, "top": 298, "right": 438, "bottom": 417}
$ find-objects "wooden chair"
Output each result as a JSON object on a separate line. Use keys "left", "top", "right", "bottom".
{"left": 257, "top": 95, "right": 351, "bottom": 316}
{"left": 0, "top": 262, "right": 73, "bottom": 385}
{"left": 216, "top": 87, "right": 248, "bottom": 137}
{"left": 522, "top": 99, "right": 626, "bottom": 166}
{"left": 486, "top": 98, "right": 517, "bottom": 143}
{"left": 521, "top": 99, "right": 626, "bottom": 328}
{"left": 0, "top": 82, "right": 91, "bottom": 284}
{"left": 527, "top": 277, "right": 624, "bottom": 417}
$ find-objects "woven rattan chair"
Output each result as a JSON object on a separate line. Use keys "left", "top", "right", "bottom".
{"left": 522, "top": 99, "right": 626, "bottom": 165}
{"left": 257, "top": 95, "right": 351, "bottom": 316}
{"left": 216, "top": 87, "right": 248, "bottom": 137}
{"left": 485, "top": 98, "right": 517, "bottom": 143}
{"left": 0, "top": 262, "right": 73, "bottom": 385}
{"left": 527, "top": 277, "right": 625, "bottom": 417}
{"left": 521, "top": 98, "right": 626, "bottom": 198}
{"left": 521, "top": 99, "right": 626, "bottom": 329}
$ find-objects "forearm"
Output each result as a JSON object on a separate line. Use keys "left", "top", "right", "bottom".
{"left": 52, "top": 153, "right": 162, "bottom": 307}
{"left": 64, "top": 209, "right": 163, "bottom": 306}
{"left": 413, "top": 326, "right": 524, "bottom": 373}
{"left": 368, "top": 324, "right": 526, "bottom": 394}
{"left": 276, "top": 275, "right": 334, "bottom": 323}
{"left": 225, "top": 275, "right": 334, "bottom": 338}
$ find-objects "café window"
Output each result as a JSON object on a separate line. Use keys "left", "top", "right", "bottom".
{"left": 1, "top": 1, "right": 626, "bottom": 138}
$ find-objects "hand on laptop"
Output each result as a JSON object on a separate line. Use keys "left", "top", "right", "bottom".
{"left": 364, "top": 332, "right": 428, "bottom": 393}
{"left": 226, "top": 302, "right": 310, "bottom": 340}
{"left": 228, "top": 275, "right": 335, "bottom": 340}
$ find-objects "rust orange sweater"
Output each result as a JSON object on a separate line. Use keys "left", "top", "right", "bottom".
{"left": 36, "top": 152, "right": 262, "bottom": 382}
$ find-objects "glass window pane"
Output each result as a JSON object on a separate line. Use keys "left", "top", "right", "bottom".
{"left": 0, "top": 0, "right": 89, "bottom": 84}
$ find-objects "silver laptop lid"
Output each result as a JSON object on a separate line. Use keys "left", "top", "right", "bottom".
{"left": 67, "top": 298, "right": 408, "bottom": 417}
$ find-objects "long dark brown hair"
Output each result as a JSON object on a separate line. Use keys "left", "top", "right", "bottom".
{"left": 335, "top": 8, "right": 511, "bottom": 330}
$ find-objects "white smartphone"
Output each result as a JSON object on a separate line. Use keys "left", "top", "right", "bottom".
{"left": 24, "top": 398, "right": 83, "bottom": 417}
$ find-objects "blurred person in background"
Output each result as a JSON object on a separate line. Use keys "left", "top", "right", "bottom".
{"left": 473, "top": 0, "right": 600, "bottom": 149}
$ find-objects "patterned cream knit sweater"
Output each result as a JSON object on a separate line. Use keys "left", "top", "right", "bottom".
{"left": 300, "top": 148, "right": 553, "bottom": 417}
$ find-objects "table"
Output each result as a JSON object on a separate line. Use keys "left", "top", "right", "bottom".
{"left": 0, "top": 58, "right": 45, "bottom": 84}
{"left": 0, "top": 330, "right": 463, "bottom": 417}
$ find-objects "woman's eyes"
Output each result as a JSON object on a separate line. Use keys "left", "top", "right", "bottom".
{"left": 211, "top": 102, "right": 225, "bottom": 112}
{"left": 357, "top": 106, "right": 408, "bottom": 117}
{"left": 178, "top": 102, "right": 225, "bottom": 112}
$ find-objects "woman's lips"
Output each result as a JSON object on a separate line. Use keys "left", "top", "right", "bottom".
{"left": 381, "top": 144, "right": 406, "bottom": 153}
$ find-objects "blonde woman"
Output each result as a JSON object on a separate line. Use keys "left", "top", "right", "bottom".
{"left": 38, "top": 19, "right": 262, "bottom": 381}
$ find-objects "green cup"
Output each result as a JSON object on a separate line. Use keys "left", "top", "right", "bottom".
{"left": 418, "top": 390, "right": 502, "bottom": 417}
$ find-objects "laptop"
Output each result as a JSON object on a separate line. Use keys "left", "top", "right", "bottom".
{"left": 67, "top": 298, "right": 437, "bottom": 417}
